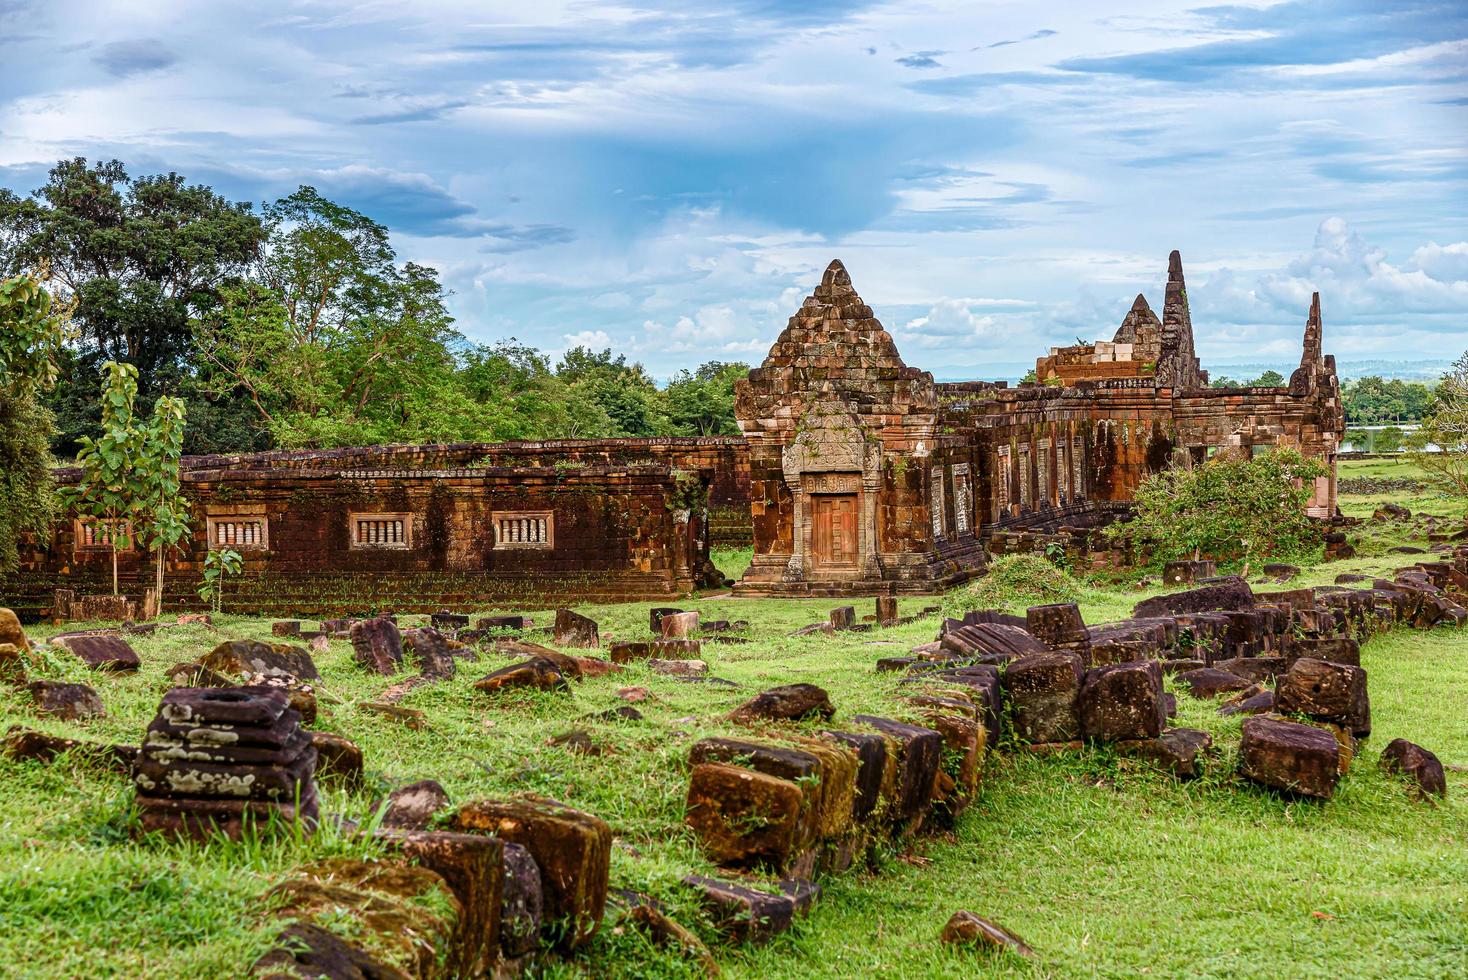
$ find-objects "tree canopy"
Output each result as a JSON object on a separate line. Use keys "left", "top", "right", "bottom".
{"left": 6, "top": 158, "right": 752, "bottom": 456}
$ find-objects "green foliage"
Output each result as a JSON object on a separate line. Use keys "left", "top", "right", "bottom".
{"left": 1107, "top": 447, "right": 1326, "bottom": 568}
{"left": 940, "top": 552, "right": 1083, "bottom": 616}
{"left": 66, "top": 362, "right": 146, "bottom": 594}
{"left": 0, "top": 267, "right": 69, "bottom": 573}
{"left": 137, "top": 394, "right": 190, "bottom": 608}
{"left": 198, "top": 547, "right": 242, "bottom": 613}
{"left": 1342, "top": 374, "right": 1434, "bottom": 425}
{"left": 662, "top": 361, "right": 747, "bottom": 437}
{"left": 1210, "top": 369, "right": 1286, "bottom": 388}
{"left": 1410, "top": 350, "right": 1468, "bottom": 505}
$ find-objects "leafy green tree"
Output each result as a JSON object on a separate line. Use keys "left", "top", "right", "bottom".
{"left": 137, "top": 395, "right": 190, "bottom": 611}
{"left": 66, "top": 362, "right": 145, "bottom": 595}
{"left": 1412, "top": 351, "right": 1468, "bottom": 505}
{"left": 198, "top": 547, "right": 242, "bottom": 614}
{"left": 663, "top": 361, "right": 748, "bottom": 436}
{"left": 556, "top": 346, "right": 668, "bottom": 437}
{"left": 1342, "top": 375, "right": 1434, "bottom": 425}
{"left": 1107, "top": 448, "right": 1326, "bottom": 573}
{"left": 0, "top": 159, "right": 264, "bottom": 442}
{"left": 0, "top": 267, "right": 70, "bottom": 574}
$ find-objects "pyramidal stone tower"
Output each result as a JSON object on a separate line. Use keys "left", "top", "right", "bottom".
{"left": 733, "top": 260, "right": 987, "bottom": 594}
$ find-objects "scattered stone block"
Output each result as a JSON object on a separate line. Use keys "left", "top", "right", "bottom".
{"left": 402, "top": 627, "right": 457, "bottom": 680}
{"left": 1002, "top": 652, "right": 1084, "bottom": 743}
{"left": 0, "top": 608, "right": 29, "bottom": 650}
{"left": 270, "top": 621, "right": 300, "bottom": 637}
{"left": 3, "top": 727, "right": 135, "bottom": 772}
{"left": 201, "top": 638, "right": 320, "bottom": 681}
{"left": 477, "top": 615, "right": 530, "bottom": 631}
{"left": 50, "top": 633, "right": 139, "bottom": 673}
{"left": 682, "top": 874, "right": 819, "bottom": 945}
{"left": 1163, "top": 560, "right": 1216, "bottom": 585}
{"left": 851, "top": 715, "right": 943, "bottom": 830}
{"left": 660, "top": 611, "right": 700, "bottom": 639}
{"left": 729, "top": 683, "right": 834, "bottom": 723}
{"left": 166, "top": 662, "right": 235, "bottom": 688}
{"left": 876, "top": 595, "right": 898, "bottom": 626}
{"left": 500, "top": 842, "right": 544, "bottom": 958}
{"left": 430, "top": 611, "right": 470, "bottom": 632}
{"left": 625, "top": 902, "right": 718, "bottom": 976}
{"left": 474, "top": 658, "right": 570, "bottom": 694}
{"left": 375, "top": 828, "right": 506, "bottom": 978}
{"left": 686, "top": 761, "right": 805, "bottom": 870}
{"left": 1175, "top": 667, "right": 1254, "bottom": 699}
{"left": 1373, "top": 502, "right": 1410, "bottom": 520}
{"left": 830, "top": 606, "right": 856, "bottom": 630}
{"left": 609, "top": 639, "right": 701, "bottom": 663}
{"left": 940, "top": 910, "right": 1034, "bottom": 958}
{"left": 1218, "top": 689, "right": 1275, "bottom": 717}
{"left": 1379, "top": 739, "right": 1447, "bottom": 799}
{"left": 350, "top": 616, "right": 404, "bottom": 675}
{"left": 1079, "top": 661, "right": 1163, "bottom": 742}
{"left": 26, "top": 680, "right": 104, "bottom": 721}
{"left": 1275, "top": 657, "right": 1371, "bottom": 737}
{"left": 1117, "top": 728, "right": 1212, "bottom": 779}
{"left": 1134, "top": 576, "right": 1254, "bottom": 618}
{"left": 251, "top": 922, "right": 397, "bottom": 978}
{"left": 261, "top": 858, "right": 458, "bottom": 979}
{"left": 0, "top": 643, "right": 28, "bottom": 683}
{"left": 309, "top": 731, "right": 363, "bottom": 786}
{"left": 1237, "top": 715, "right": 1340, "bottom": 799}
{"left": 648, "top": 659, "right": 708, "bottom": 676}
{"left": 453, "top": 795, "right": 611, "bottom": 952}
{"left": 649, "top": 608, "right": 683, "bottom": 633}
{"left": 820, "top": 731, "right": 888, "bottom": 824}
{"left": 381, "top": 779, "right": 451, "bottom": 830}
{"left": 135, "top": 686, "right": 318, "bottom": 839}
{"left": 554, "top": 609, "right": 600, "bottom": 648}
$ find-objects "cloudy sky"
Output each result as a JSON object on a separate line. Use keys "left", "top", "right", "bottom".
{"left": 2, "top": 0, "right": 1465, "bottom": 378}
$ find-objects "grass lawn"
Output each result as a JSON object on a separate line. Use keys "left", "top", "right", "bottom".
{"left": 1336, "top": 457, "right": 1464, "bottom": 521}
{"left": 1, "top": 495, "right": 1465, "bottom": 977}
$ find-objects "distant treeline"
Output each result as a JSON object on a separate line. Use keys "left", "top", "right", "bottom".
{"left": 0, "top": 159, "right": 748, "bottom": 458}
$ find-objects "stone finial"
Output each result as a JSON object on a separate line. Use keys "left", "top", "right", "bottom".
{"left": 1167, "top": 249, "right": 1184, "bottom": 282}
{"left": 1131, "top": 293, "right": 1150, "bottom": 312}
{"left": 1301, "top": 292, "right": 1323, "bottom": 366}
{"left": 821, "top": 259, "right": 850, "bottom": 288}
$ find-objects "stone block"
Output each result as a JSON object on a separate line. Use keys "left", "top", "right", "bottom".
{"left": 1116, "top": 727, "right": 1212, "bottom": 779}
{"left": 1275, "top": 657, "right": 1370, "bottom": 737}
{"left": 349, "top": 617, "right": 403, "bottom": 675}
{"left": 851, "top": 715, "right": 942, "bottom": 830}
{"left": 1002, "top": 652, "right": 1084, "bottom": 743}
{"left": 377, "top": 828, "right": 505, "bottom": 977}
{"left": 553, "top": 609, "right": 600, "bottom": 648}
{"left": 1078, "top": 661, "right": 1163, "bottom": 742}
{"left": 660, "top": 611, "right": 700, "bottom": 638}
{"left": 26, "top": 680, "right": 104, "bottom": 721}
{"left": 499, "top": 842, "right": 544, "bottom": 958}
{"left": 729, "top": 683, "right": 833, "bottom": 723}
{"left": 1379, "top": 738, "right": 1447, "bottom": 799}
{"left": 50, "top": 633, "right": 139, "bottom": 673}
{"left": 381, "top": 779, "right": 451, "bottom": 830}
{"left": 685, "top": 761, "right": 805, "bottom": 870}
{"left": 681, "top": 875, "right": 820, "bottom": 945}
{"left": 473, "top": 659, "right": 570, "bottom": 694}
{"left": 1237, "top": 716, "right": 1340, "bottom": 799}
{"left": 452, "top": 795, "right": 611, "bottom": 952}
{"left": 1175, "top": 667, "right": 1254, "bottom": 699}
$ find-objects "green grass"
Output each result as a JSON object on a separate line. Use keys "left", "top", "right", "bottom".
{"left": 1336, "top": 457, "right": 1465, "bottom": 521}
{"left": 1, "top": 520, "right": 1465, "bottom": 977}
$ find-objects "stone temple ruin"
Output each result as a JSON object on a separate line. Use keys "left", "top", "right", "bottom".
{"left": 3, "top": 251, "right": 1343, "bottom": 612}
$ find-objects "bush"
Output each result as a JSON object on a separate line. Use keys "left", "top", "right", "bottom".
{"left": 1106, "top": 447, "right": 1325, "bottom": 569}
{"left": 941, "top": 553, "right": 1083, "bottom": 617}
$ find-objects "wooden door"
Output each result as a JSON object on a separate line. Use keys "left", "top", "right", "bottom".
{"left": 812, "top": 494, "right": 859, "bottom": 569}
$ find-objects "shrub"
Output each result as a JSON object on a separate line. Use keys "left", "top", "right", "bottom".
{"left": 942, "top": 553, "right": 1082, "bottom": 617}
{"left": 1105, "top": 447, "right": 1325, "bottom": 570}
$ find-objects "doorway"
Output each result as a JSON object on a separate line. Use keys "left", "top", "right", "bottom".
{"left": 811, "top": 493, "right": 859, "bottom": 570}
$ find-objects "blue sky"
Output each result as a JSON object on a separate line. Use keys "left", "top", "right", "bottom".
{"left": 1, "top": 0, "right": 1465, "bottom": 378}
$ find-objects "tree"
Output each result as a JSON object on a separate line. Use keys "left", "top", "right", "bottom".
{"left": 0, "top": 266, "right": 70, "bottom": 574}
{"left": 0, "top": 159, "right": 265, "bottom": 411}
{"left": 1106, "top": 448, "right": 1326, "bottom": 573}
{"left": 556, "top": 346, "right": 667, "bottom": 437}
{"left": 137, "top": 395, "right": 190, "bottom": 611}
{"left": 663, "top": 361, "right": 748, "bottom": 436}
{"left": 1412, "top": 351, "right": 1468, "bottom": 505}
{"left": 66, "top": 362, "right": 145, "bottom": 595}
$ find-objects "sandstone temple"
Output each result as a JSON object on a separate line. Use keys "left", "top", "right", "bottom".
{"left": 3, "top": 252, "right": 1344, "bottom": 617}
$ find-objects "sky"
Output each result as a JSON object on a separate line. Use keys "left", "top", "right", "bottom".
{"left": 1, "top": 0, "right": 1465, "bottom": 380}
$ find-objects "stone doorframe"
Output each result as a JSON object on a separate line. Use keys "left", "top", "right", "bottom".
{"left": 780, "top": 399, "right": 884, "bottom": 583}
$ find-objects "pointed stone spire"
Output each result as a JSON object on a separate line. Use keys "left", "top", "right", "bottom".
{"left": 1300, "top": 292, "right": 1323, "bottom": 367}
{"left": 1131, "top": 293, "right": 1151, "bottom": 312}
{"left": 1157, "top": 250, "right": 1205, "bottom": 388}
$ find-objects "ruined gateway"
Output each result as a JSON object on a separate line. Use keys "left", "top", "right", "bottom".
{"left": 4, "top": 252, "right": 1343, "bottom": 616}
